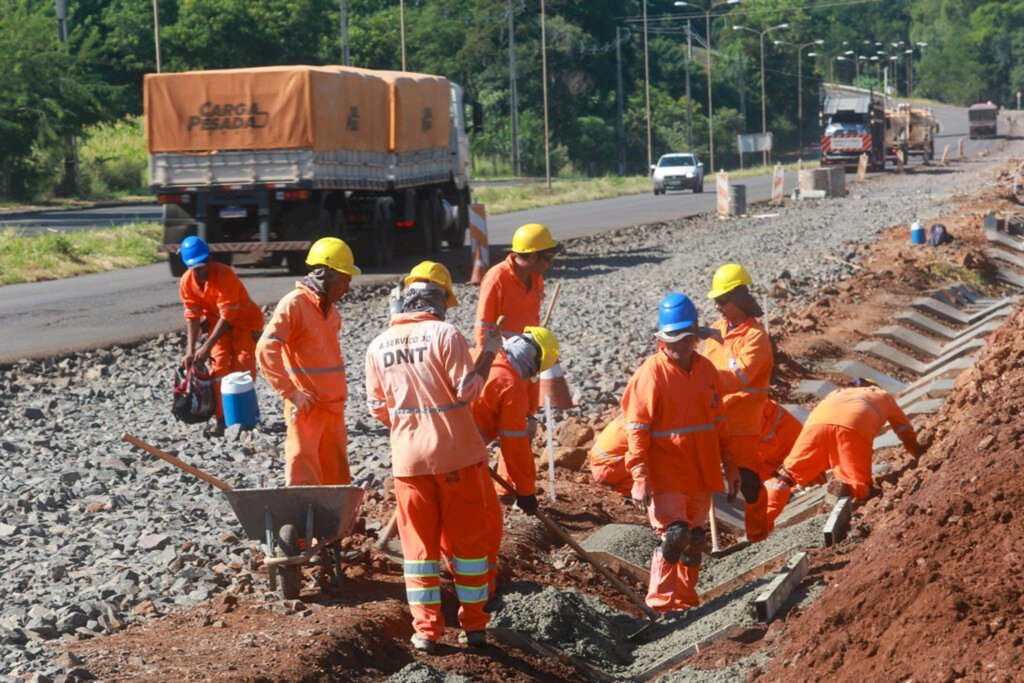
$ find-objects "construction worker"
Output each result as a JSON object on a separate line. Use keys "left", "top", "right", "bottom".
{"left": 177, "top": 236, "right": 264, "bottom": 435}
{"left": 256, "top": 238, "right": 358, "bottom": 486}
{"left": 759, "top": 398, "right": 804, "bottom": 477}
{"left": 763, "top": 380, "right": 920, "bottom": 531}
{"left": 623, "top": 293, "right": 739, "bottom": 613}
{"left": 471, "top": 325, "right": 560, "bottom": 595}
{"left": 702, "top": 264, "right": 775, "bottom": 542}
{"left": 365, "top": 261, "right": 504, "bottom": 653}
{"left": 588, "top": 418, "right": 631, "bottom": 497}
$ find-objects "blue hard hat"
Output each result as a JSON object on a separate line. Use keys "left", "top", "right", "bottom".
{"left": 658, "top": 293, "right": 699, "bottom": 334}
{"left": 180, "top": 236, "right": 210, "bottom": 268}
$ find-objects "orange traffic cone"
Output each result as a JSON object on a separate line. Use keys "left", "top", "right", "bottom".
{"left": 470, "top": 241, "right": 489, "bottom": 285}
{"left": 540, "top": 361, "right": 574, "bottom": 409}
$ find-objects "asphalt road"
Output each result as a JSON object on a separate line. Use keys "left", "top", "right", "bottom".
{"left": 0, "top": 99, "right": 1000, "bottom": 363}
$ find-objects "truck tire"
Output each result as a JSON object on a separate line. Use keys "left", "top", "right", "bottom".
{"left": 283, "top": 206, "right": 331, "bottom": 275}
{"left": 445, "top": 188, "right": 469, "bottom": 248}
{"left": 163, "top": 205, "right": 195, "bottom": 277}
{"left": 414, "top": 193, "right": 438, "bottom": 254}
{"left": 428, "top": 189, "right": 444, "bottom": 253}
{"left": 360, "top": 198, "right": 395, "bottom": 268}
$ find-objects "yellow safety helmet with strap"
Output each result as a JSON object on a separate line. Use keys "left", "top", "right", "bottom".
{"left": 405, "top": 261, "right": 458, "bottom": 308}
{"left": 511, "top": 223, "right": 560, "bottom": 254}
{"left": 523, "top": 326, "right": 560, "bottom": 374}
{"left": 306, "top": 237, "right": 361, "bottom": 276}
{"left": 707, "top": 263, "right": 753, "bottom": 299}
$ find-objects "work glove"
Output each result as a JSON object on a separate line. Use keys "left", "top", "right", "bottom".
{"left": 720, "top": 451, "right": 741, "bottom": 503}
{"left": 515, "top": 493, "right": 538, "bottom": 516}
{"left": 482, "top": 327, "right": 503, "bottom": 356}
{"left": 630, "top": 466, "right": 652, "bottom": 512}
{"left": 289, "top": 392, "right": 315, "bottom": 423}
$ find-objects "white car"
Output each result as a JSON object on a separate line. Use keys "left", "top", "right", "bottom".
{"left": 651, "top": 153, "right": 704, "bottom": 195}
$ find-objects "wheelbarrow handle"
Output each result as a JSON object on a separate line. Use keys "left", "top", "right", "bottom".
{"left": 122, "top": 433, "right": 233, "bottom": 491}
{"left": 487, "top": 467, "right": 660, "bottom": 621}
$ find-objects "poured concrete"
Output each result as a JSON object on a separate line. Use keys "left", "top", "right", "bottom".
{"left": 581, "top": 523, "right": 659, "bottom": 570}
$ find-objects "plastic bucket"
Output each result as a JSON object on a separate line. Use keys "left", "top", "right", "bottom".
{"left": 910, "top": 221, "right": 926, "bottom": 245}
{"left": 221, "top": 371, "right": 260, "bottom": 428}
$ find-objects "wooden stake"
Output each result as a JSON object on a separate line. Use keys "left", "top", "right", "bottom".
{"left": 541, "top": 281, "right": 561, "bottom": 327}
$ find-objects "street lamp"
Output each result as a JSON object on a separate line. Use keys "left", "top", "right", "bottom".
{"left": 674, "top": 0, "right": 741, "bottom": 173}
{"left": 775, "top": 38, "right": 823, "bottom": 153}
{"left": 733, "top": 22, "right": 789, "bottom": 164}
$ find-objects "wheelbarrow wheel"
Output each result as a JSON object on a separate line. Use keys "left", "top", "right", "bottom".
{"left": 277, "top": 523, "right": 302, "bottom": 601}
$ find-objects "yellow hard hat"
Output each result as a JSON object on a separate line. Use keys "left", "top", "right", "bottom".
{"left": 511, "top": 223, "right": 560, "bottom": 254}
{"left": 405, "top": 261, "right": 458, "bottom": 308}
{"left": 306, "top": 237, "right": 361, "bottom": 276}
{"left": 523, "top": 326, "right": 560, "bottom": 374}
{"left": 707, "top": 263, "right": 753, "bottom": 299}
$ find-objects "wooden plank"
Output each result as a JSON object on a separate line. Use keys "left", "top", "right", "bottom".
{"left": 754, "top": 552, "right": 810, "bottom": 623}
{"left": 775, "top": 487, "right": 828, "bottom": 529}
{"left": 488, "top": 627, "right": 615, "bottom": 682}
{"left": 823, "top": 497, "right": 853, "bottom": 547}
{"left": 587, "top": 550, "right": 649, "bottom": 585}
{"left": 631, "top": 623, "right": 745, "bottom": 682}
{"left": 699, "top": 550, "right": 790, "bottom": 604}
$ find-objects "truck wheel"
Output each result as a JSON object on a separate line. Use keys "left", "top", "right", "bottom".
{"left": 445, "top": 188, "right": 469, "bottom": 248}
{"left": 276, "top": 524, "right": 302, "bottom": 601}
{"left": 414, "top": 193, "right": 438, "bottom": 254}
{"left": 429, "top": 189, "right": 445, "bottom": 253}
{"left": 163, "top": 205, "right": 195, "bottom": 277}
{"left": 362, "top": 199, "right": 395, "bottom": 267}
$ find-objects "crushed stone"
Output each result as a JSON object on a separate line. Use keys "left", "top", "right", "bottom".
{"left": 580, "top": 523, "right": 659, "bottom": 568}
{"left": 388, "top": 662, "right": 471, "bottom": 683}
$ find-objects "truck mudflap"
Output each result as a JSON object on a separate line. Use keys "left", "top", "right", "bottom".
{"left": 157, "top": 241, "right": 312, "bottom": 254}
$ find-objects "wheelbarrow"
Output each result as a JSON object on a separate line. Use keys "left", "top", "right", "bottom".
{"left": 122, "top": 434, "right": 364, "bottom": 600}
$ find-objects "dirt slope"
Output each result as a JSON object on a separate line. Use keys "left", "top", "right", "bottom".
{"left": 759, "top": 305, "right": 1024, "bottom": 682}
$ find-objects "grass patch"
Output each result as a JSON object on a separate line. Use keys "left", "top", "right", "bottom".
{"left": 929, "top": 259, "right": 986, "bottom": 286}
{"left": 475, "top": 176, "right": 653, "bottom": 214}
{"left": 0, "top": 222, "right": 163, "bottom": 285}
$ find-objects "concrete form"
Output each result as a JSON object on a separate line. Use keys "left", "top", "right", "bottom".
{"left": 754, "top": 552, "right": 809, "bottom": 622}
{"left": 911, "top": 296, "right": 1012, "bottom": 326}
{"left": 823, "top": 497, "right": 853, "bottom": 547}
{"left": 853, "top": 338, "right": 984, "bottom": 374}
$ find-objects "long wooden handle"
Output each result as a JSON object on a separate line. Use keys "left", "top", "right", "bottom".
{"left": 541, "top": 282, "right": 562, "bottom": 327}
{"left": 487, "top": 467, "right": 659, "bottom": 620}
{"left": 122, "top": 433, "right": 233, "bottom": 491}
{"left": 375, "top": 510, "right": 400, "bottom": 550}
{"left": 708, "top": 499, "right": 721, "bottom": 553}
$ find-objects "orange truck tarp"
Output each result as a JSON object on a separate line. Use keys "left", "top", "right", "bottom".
{"left": 347, "top": 68, "right": 452, "bottom": 152}
{"left": 145, "top": 66, "right": 388, "bottom": 154}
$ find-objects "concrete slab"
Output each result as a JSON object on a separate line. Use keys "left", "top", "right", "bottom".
{"left": 985, "top": 226, "right": 1024, "bottom": 253}
{"left": 754, "top": 552, "right": 809, "bottom": 623}
{"left": 901, "top": 356, "right": 975, "bottom": 395}
{"left": 823, "top": 497, "right": 853, "bottom": 547}
{"left": 996, "top": 267, "right": 1024, "bottom": 289}
{"left": 833, "top": 359, "right": 907, "bottom": 395}
{"left": 876, "top": 325, "right": 945, "bottom": 357}
{"left": 897, "top": 378, "right": 955, "bottom": 407}
{"left": 874, "top": 431, "right": 902, "bottom": 450}
{"left": 930, "top": 289, "right": 961, "bottom": 307}
{"left": 912, "top": 296, "right": 1012, "bottom": 326}
{"left": 783, "top": 404, "right": 811, "bottom": 423}
{"left": 793, "top": 379, "right": 839, "bottom": 399}
{"left": 855, "top": 338, "right": 985, "bottom": 374}
{"left": 988, "top": 247, "right": 1024, "bottom": 269}
{"left": 894, "top": 311, "right": 963, "bottom": 340}
{"left": 904, "top": 397, "right": 945, "bottom": 416}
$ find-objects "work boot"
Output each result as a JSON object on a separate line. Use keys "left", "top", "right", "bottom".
{"left": 458, "top": 630, "right": 488, "bottom": 647}
{"left": 410, "top": 634, "right": 436, "bottom": 654}
{"left": 682, "top": 528, "right": 705, "bottom": 568}
{"left": 209, "top": 417, "right": 226, "bottom": 437}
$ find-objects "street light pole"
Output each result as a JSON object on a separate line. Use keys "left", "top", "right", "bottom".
{"left": 643, "top": 0, "right": 652, "bottom": 174}
{"left": 340, "top": 0, "right": 350, "bottom": 65}
{"left": 540, "top": 0, "right": 551, "bottom": 189}
{"left": 152, "top": 0, "right": 162, "bottom": 72}
{"left": 616, "top": 26, "right": 626, "bottom": 175}
{"left": 399, "top": 0, "right": 407, "bottom": 71}
{"left": 509, "top": 0, "right": 520, "bottom": 176}
{"left": 734, "top": 22, "right": 788, "bottom": 165}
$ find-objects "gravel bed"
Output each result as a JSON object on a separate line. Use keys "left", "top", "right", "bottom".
{"left": 0, "top": 152, "right": 1009, "bottom": 678}
{"left": 388, "top": 662, "right": 471, "bottom": 683}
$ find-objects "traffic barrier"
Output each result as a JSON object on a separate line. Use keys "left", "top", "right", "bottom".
{"left": 771, "top": 164, "right": 784, "bottom": 203}
{"left": 716, "top": 171, "right": 729, "bottom": 217}
{"left": 856, "top": 153, "right": 868, "bottom": 182}
{"left": 469, "top": 204, "right": 490, "bottom": 285}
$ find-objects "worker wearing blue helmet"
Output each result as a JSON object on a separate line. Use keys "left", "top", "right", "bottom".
{"left": 177, "top": 236, "right": 264, "bottom": 435}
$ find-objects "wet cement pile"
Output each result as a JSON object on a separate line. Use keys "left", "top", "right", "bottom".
{"left": 580, "top": 523, "right": 658, "bottom": 568}
{"left": 388, "top": 662, "right": 471, "bottom": 683}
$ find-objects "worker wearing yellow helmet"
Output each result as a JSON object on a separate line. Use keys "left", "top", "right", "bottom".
{"left": 256, "top": 237, "right": 360, "bottom": 486}
{"left": 474, "top": 223, "right": 560, "bottom": 410}
{"left": 471, "top": 325, "right": 559, "bottom": 599}
{"left": 701, "top": 264, "right": 776, "bottom": 542}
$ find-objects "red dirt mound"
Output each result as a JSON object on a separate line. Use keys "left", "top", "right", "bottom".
{"left": 758, "top": 304, "right": 1024, "bottom": 682}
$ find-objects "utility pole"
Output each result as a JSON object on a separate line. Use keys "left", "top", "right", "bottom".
{"left": 541, "top": 0, "right": 551, "bottom": 189}
{"left": 738, "top": 52, "right": 746, "bottom": 127}
{"left": 340, "top": 0, "right": 350, "bottom": 65}
{"left": 643, "top": 0, "right": 652, "bottom": 173}
{"left": 54, "top": 0, "right": 79, "bottom": 197}
{"left": 509, "top": 0, "right": 520, "bottom": 176}
{"left": 616, "top": 27, "right": 626, "bottom": 175}
{"left": 399, "top": 0, "right": 407, "bottom": 71}
{"left": 685, "top": 21, "right": 693, "bottom": 150}
{"left": 152, "top": 0, "right": 162, "bottom": 72}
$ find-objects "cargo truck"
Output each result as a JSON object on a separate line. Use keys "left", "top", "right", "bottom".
{"left": 145, "top": 65, "right": 481, "bottom": 276}
{"left": 820, "top": 92, "right": 887, "bottom": 170}
{"left": 891, "top": 104, "right": 938, "bottom": 162}
{"left": 968, "top": 102, "right": 998, "bottom": 140}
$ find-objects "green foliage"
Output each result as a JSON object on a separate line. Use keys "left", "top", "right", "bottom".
{"left": 78, "top": 117, "right": 147, "bottom": 195}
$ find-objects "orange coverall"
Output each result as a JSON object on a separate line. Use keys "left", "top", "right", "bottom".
{"left": 365, "top": 311, "right": 493, "bottom": 642}
{"left": 588, "top": 419, "right": 631, "bottom": 497}
{"left": 621, "top": 351, "right": 733, "bottom": 612}
{"left": 179, "top": 262, "right": 264, "bottom": 418}
{"left": 765, "top": 386, "right": 917, "bottom": 528}
{"left": 471, "top": 352, "right": 536, "bottom": 594}
{"left": 758, "top": 399, "right": 803, "bottom": 475}
{"left": 256, "top": 283, "right": 350, "bottom": 486}
{"left": 473, "top": 254, "right": 545, "bottom": 410}
{"left": 702, "top": 317, "right": 774, "bottom": 541}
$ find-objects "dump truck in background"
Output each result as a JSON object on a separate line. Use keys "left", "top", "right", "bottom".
{"left": 896, "top": 104, "right": 938, "bottom": 162}
{"left": 820, "top": 92, "right": 887, "bottom": 170}
{"left": 968, "top": 102, "right": 999, "bottom": 140}
{"left": 145, "top": 65, "right": 481, "bottom": 276}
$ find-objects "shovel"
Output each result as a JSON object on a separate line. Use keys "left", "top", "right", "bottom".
{"left": 486, "top": 468, "right": 662, "bottom": 641}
